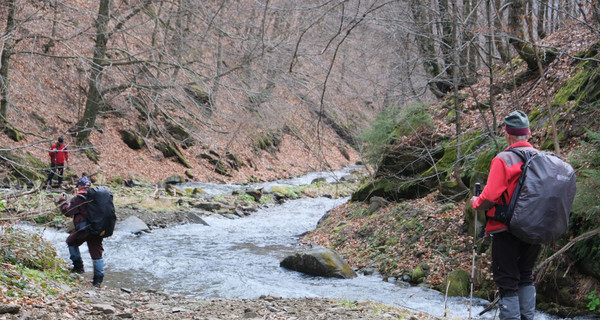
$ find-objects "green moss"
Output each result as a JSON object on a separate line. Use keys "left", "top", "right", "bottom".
{"left": 552, "top": 67, "right": 590, "bottom": 108}
{"left": 155, "top": 141, "right": 192, "bottom": 168}
{"left": 111, "top": 174, "right": 124, "bottom": 185}
{"left": 0, "top": 149, "right": 47, "bottom": 184}
{"left": 164, "top": 119, "right": 195, "bottom": 148}
{"left": 3, "top": 123, "right": 23, "bottom": 142}
{"left": 120, "top": 129, "right": 145, "bottom": 150}
{"left": 409, "top": 263, "right": 428, "bottom": 284}
{"left": 251, "top": 129, "right": 283, "bottom": 153}
{"left": 441, "top": 269, "right": 470, "bottom": 297}
{"left": 225, "top": 152, "right": 244, "bottom": 170}
{"left": 333, "top": 223, "right": 348, "bottom": 233}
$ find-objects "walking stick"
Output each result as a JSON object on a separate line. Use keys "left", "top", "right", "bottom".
{"left": 469, "top": 182, "right": 482, "bottom": 319}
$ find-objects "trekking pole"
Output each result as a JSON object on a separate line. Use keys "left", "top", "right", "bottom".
{"left": 469, "top": 182, "right": 482, "bottom": 319}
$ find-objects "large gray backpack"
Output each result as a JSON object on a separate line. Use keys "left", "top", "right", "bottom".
{"left": 494, "top": 148, "right": 577, "bottom": 244}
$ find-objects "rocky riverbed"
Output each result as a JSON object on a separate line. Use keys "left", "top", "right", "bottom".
{"left": 2, "top": 284, "right": 430, "bottom": 320}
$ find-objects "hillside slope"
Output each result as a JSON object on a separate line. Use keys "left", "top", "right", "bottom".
{"left": 1, "top": 1, "right": 391, "bottom": 185}
{"left": 304, "top": 21, "right": 600, "bottom": 316}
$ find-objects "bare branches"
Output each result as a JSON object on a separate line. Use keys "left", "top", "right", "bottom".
{"left": 535, "top": 228, "right": 600, "bottom": 278}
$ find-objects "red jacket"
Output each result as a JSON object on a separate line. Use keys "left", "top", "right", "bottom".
{"left": 472, "top": 141, "right": 536, "bottom": 234}
{"left": 49, "top": 143, "right": 68, "bottom": 165}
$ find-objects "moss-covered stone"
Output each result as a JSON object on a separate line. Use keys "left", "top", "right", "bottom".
{"left": 3, "top": 123, "right": 23, "bottom": 142}
{"left": 409, "top": 263, "right": 429, "bottom": 284}
{"left": 280, "top": 248, "right": 357, "bottom": 279}
{"left": 351, "top": 177, "right": 431, "bottom": 202}
{"left": 0, "top": 149, "right": 46, "bottom": 185}
{"left": 225, "top": 152, "right": 244, "bottom": 170}
{"left": 120, "top": 129, "right": 145, "bottom": 150}
{"left": 155, "top": 141, "right": 192, "bottom": 168}
{"left": 441, "top": 269, "right": 470, "bottom": 297}
{"left": 184, "top": 85, "right": 212, "bottom": 115}
{"left": 251, "top": 129, "right": 283, "bottom": 153}
{"left": 164, "top": 119, "right": 195, "bottom": 149}
{"left": 199, "top": 152, "right": 230, "bottom": 176}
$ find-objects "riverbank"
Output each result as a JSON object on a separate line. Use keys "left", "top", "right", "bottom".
{"left": 1, "top": 283, "right": 435, "bottom": 319}
{"left": 1, "top": 174, "right": 437, "bottom": 319}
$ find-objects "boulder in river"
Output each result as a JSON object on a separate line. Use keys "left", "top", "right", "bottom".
{"left": 115, "top": 216, "right": 150, "bottom": 234}
{"left": 280, "top": 248, "right": 357, "bottom": 279}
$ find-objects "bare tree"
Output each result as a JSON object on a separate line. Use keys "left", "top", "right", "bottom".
{"left": 0, "top": 0, "right": 18, "bottom": 123}
{"left": 75, "top": 0, "right": 111, "bottom": 148}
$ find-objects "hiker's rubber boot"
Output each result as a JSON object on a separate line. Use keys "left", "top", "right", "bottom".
{"left": 518, "top": 284, "right": 536, "bottom": 320}
{"left": 70, "top": 259, "right": 84, "bottom": 274}
{"left": 68, "top": 246, "right": 84, "bottom": 274}
{"left": 499, "top": 292, "right": 520, "bottom": 320}
{"left": 92, "top": 259, "right": 104, "bottom": 287}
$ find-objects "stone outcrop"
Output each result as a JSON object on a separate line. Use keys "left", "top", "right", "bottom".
{"left": 280, "top": 248, "right": 357, "bottom": 279}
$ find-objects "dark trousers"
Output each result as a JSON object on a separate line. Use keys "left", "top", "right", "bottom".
{"left": 66, "top": 229, "right": 104, "bottom": 260}
{"left": 47, "top": 163, "right": 65, "bottom": 185}
{"left": 491, "top": 231, "right": 541, "bottom": 295}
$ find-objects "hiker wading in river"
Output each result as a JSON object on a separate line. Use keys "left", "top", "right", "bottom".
{"left": 59, "top": 176, "right": 105, "bottom": 287}
{"left": 471, "top": 110, "right": 541, "bottom": 320}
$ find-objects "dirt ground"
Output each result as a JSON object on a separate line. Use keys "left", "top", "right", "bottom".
{"left": 1, "top": 283, "right": 432, "bottom": 320}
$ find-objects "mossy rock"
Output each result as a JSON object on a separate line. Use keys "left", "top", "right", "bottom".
{"left": 438, "top": 180, "right": 467, "bottom": 201}
{"left": 251, "top": 129, "right": 283, "bottom": 153}
{"left": 270, "top": 186, "right": 291, "bottom": 196}
{"left": 350, "top": 177, "right": 432, "bottom": 202}
{"left": 137, "top": 123, "right": 152, "bottom": 137}
{"left": 199, "top": 152, "right": 230, "bottom": 176}
{"left": 163, "top": 174, "right": 185, "bottom": 185}
{"left": 280, "top": 248, "right": 357, "bottom": 279}
{"left": 467, "top": 138, "right": 505, "bottom": 186}
{"left": 377, "top": 144, "right": 444, "bottom": 177}
{"left": 3, "top": 123, "right": 23, "bottom": 142}
{"left": 155, "top": 141, "right": 192, "bottom": 168}
{"left": 184, "top": 85, "right": 212, "bottom": 115}
{"left": 119, "top": 129, "right": 145, "bottom": 150}
{"left": 225, "top": 152, "right": 244, "bottom": 170}
{"left": 0, "top": 149, "right": 46, "bottom": 185}
{"left": 441, "top": 269, "right": 470, "bottom": 297}
{"left": 409, "top": 263, "right": 429, "bottom": 284}
{"left": 164, "top": 119, "right": 195, "bottom": 149}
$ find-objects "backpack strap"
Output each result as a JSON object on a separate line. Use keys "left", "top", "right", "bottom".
{"left": 491, "top": 147, "right": 533, "bottom": 226}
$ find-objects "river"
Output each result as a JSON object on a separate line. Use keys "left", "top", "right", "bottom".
{"left": 24, "top": 168, "right": 592, "bottom": 320}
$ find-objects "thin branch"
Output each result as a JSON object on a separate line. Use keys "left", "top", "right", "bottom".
{"left": 534, "top": 227, "right": 600, "bottom": 276}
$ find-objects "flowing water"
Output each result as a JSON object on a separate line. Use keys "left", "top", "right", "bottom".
{"left": 23, "top": 168, "right": 592, "bottom": 319}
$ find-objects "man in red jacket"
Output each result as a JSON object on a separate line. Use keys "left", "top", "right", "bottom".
{"left": 46, "top": 136, "right": 69, "bottom": 188}
{"left": 471, "top": 110, "right": 541, "bottom": 320}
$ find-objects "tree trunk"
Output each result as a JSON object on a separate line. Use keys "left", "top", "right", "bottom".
{"left": 486, "top": 0, "right": 498, "bottom": 134}
{"left": 0, "top": 0, "right": 17, "bottom": 123}
{"left": 76, "top": 0, "right": 111, "bottom": 146}
{"left": 438, "top": 0, "right": 454, "bottom": 78}
{"left": 410, "top": 0, "right": 449, "bottom": 98}
{"left": 211, "top": 30, "right": 224, "bottom": 114}
{"left": 594, "top": 1, "right": 600, "bottom": 27}
{"left": 452, "top": 3, "right": 467, "bottom": 192}
{"left": 507, "top": 0, "right": 559, "bottom": 71}
{"left": 537, "top": 0, "right": 547, "bottom": 39}
{"left": 462, "top": 0, "right": 479, "bottom": 83}
{"left": 526, "top": 0, "right": 535, "bottom": 41}
{"left": 493, "top": 0, "right": 511, "bottom": 63}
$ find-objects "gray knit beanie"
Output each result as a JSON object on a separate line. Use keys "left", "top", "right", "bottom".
{"left": 504, "top": 110, "right": 530, "bottom": 136}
